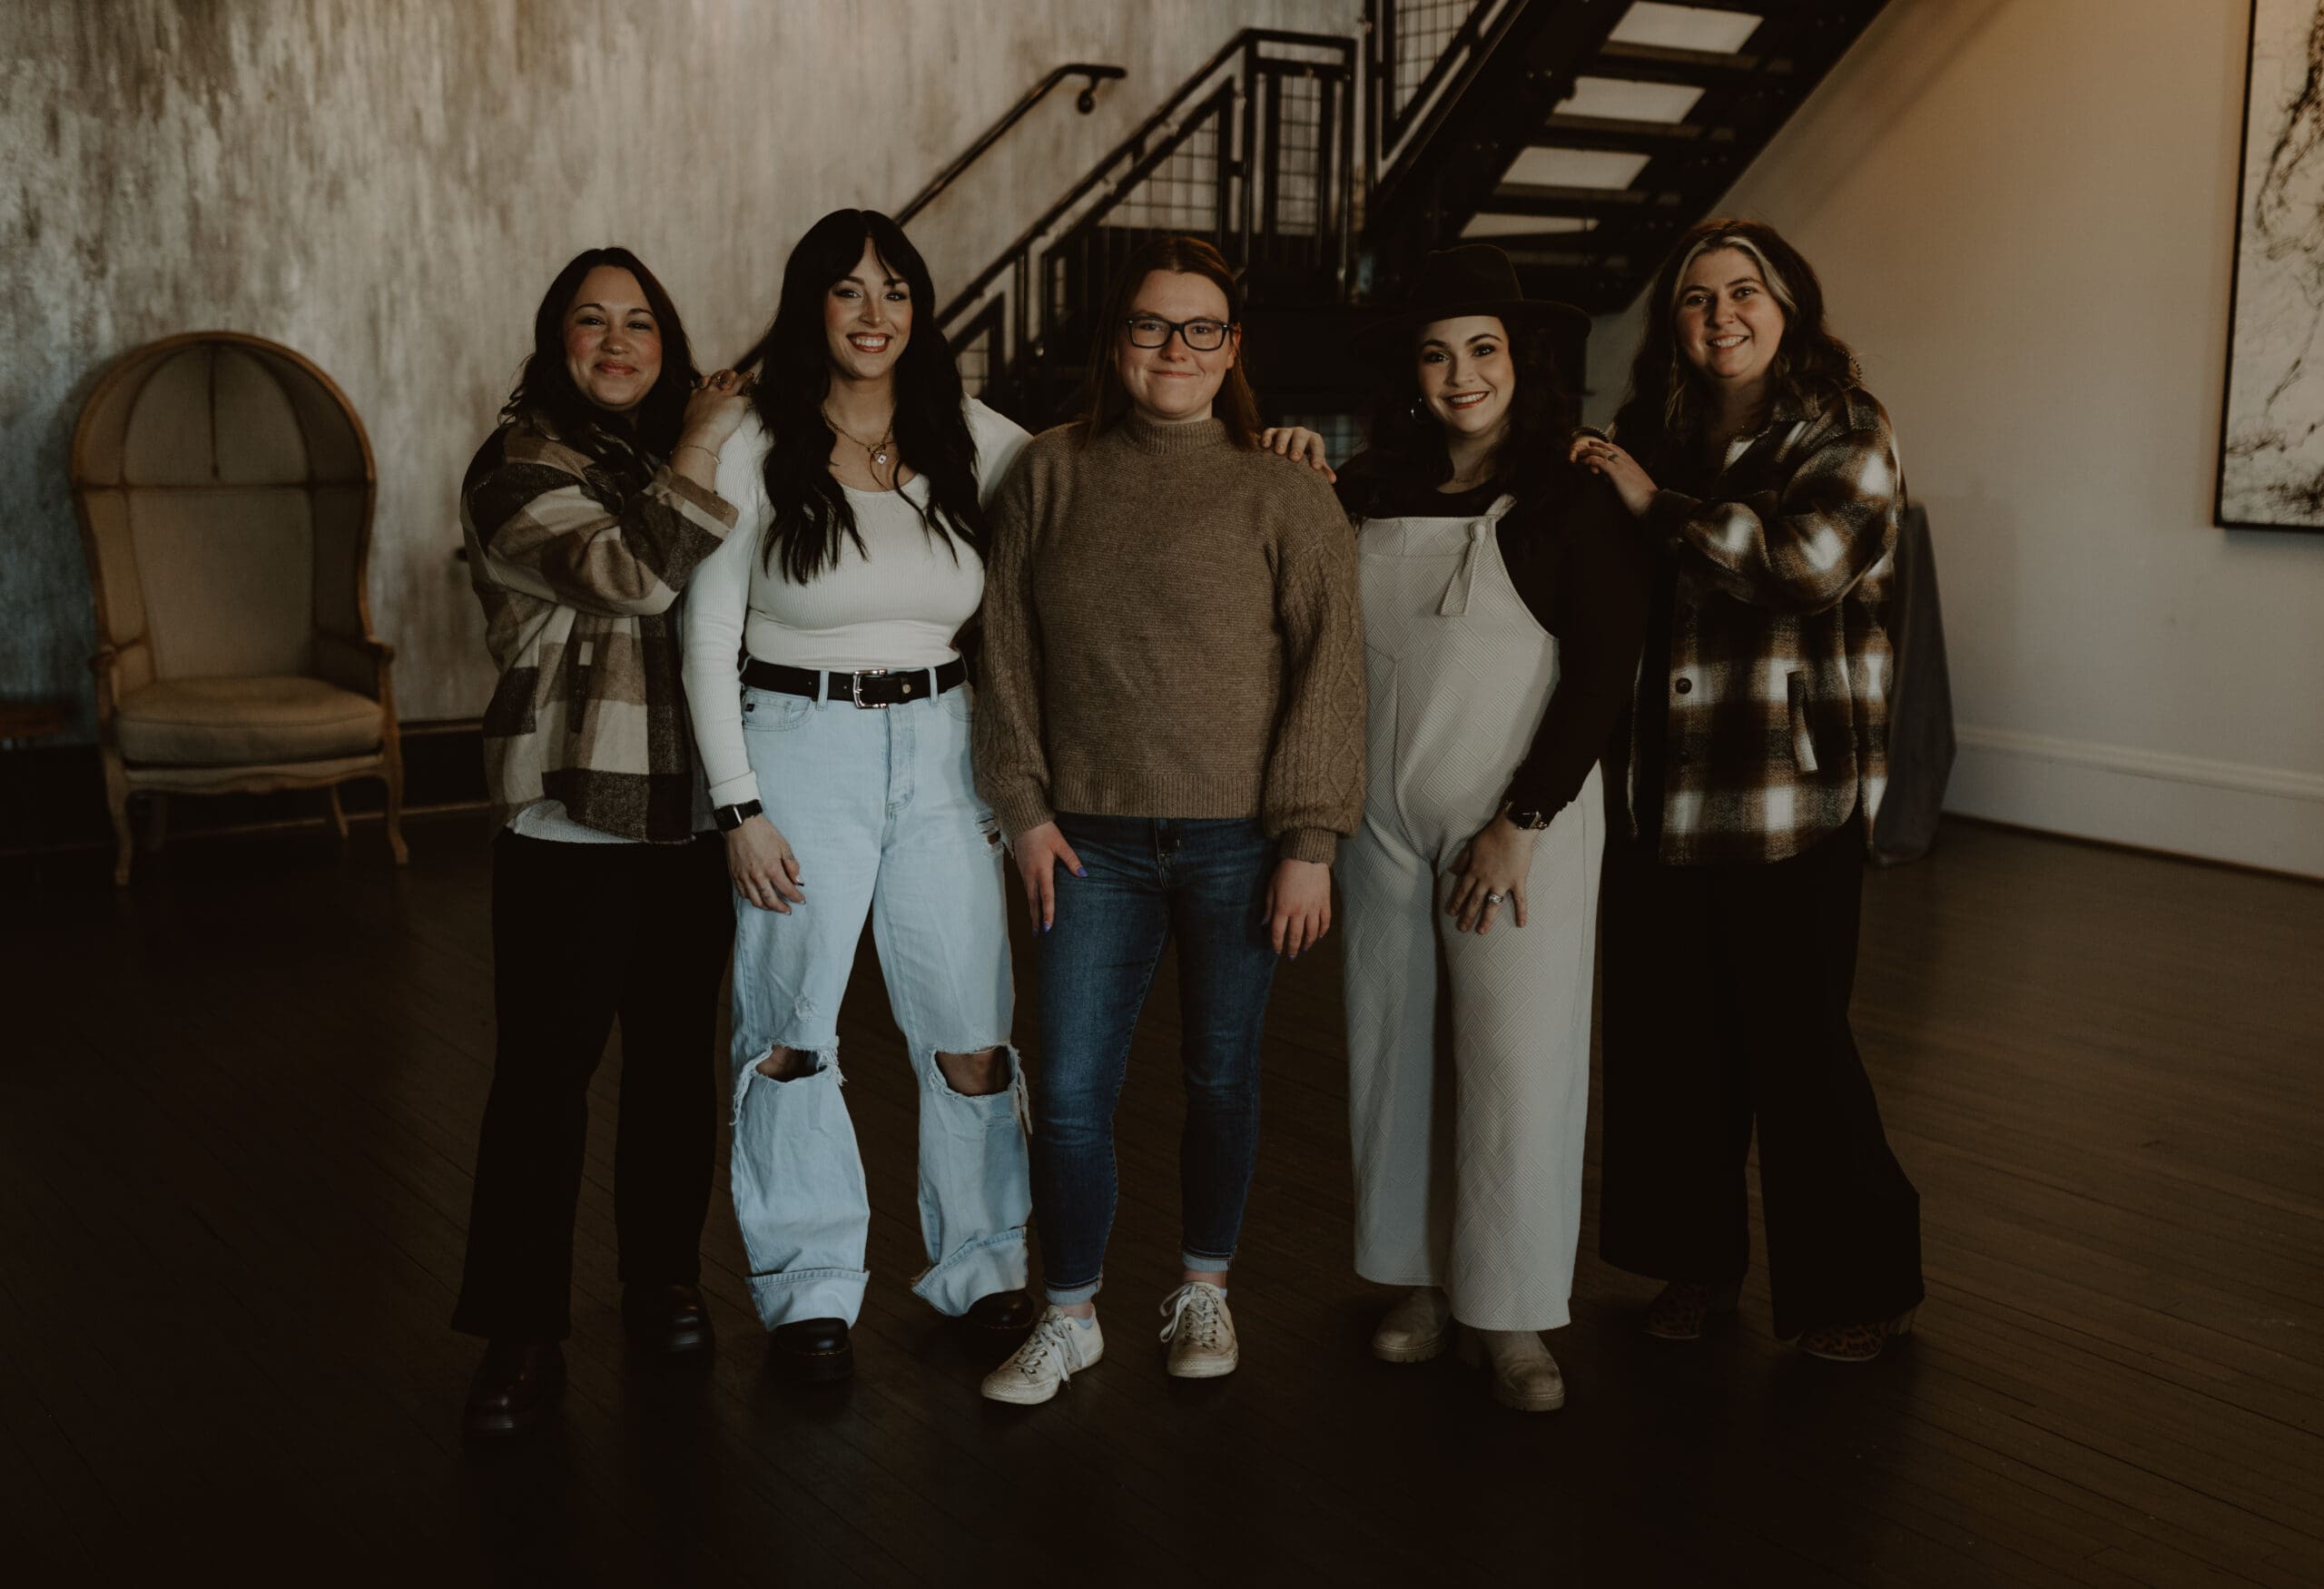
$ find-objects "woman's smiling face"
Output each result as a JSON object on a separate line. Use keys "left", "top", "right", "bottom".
{"left": 1414, "top": 314, "right": 1514, "bottom": 445}
{"left": 561, "top": 265, "right": 664, "bottom": 413}
{"left": 1673, "top": 246, "right": 1786, "bottom": 394}
{"left": 823, "top": 238, "right": 912, "bottom": 383}
{"left": 1116, "top": 270, "right": 1237, "bottom": 425}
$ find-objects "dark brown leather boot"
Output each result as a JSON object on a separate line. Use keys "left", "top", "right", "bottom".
{"left": 960, "top": 1288, "right": 1039, "bottom": 1336}
{"left": 770, "top": 1318, "right": 853, "bottom": 1382}
{"left": 623, "top": 1283, "right": 714, "bottom": 1355}
{"left": 462, "top": 1339, "right": 566, "bottom": 1437}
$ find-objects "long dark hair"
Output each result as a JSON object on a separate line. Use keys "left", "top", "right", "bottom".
{"left": 736, "top": 209, "right": 985, "bottom": 585}
{"left": 1336, "top": 315, "right": 1578, "bottom": 518}
{"left": 499, "top": 246, "right": 699, "bottom": 479}
{"left": 1078, "top": 235, "right": 1261, "bottom": 448}
{"left": 1609, "top": 217, "right": 1860, "bottom": 474}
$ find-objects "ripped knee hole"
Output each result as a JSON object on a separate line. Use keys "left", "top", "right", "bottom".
{"left": 935, "top": 1046, "right": 1009, "bottom": 1097}
{"left": 754, "top": 1046, "right": 818, "bottom": 1082}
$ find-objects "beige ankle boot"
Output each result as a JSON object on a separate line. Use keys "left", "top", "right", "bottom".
{"left": 1457, "top": 1327, "right": 1567, "bottom": 1412}
{"left": 1370, "top": 1288, "right": 1453, "bottom": 1363}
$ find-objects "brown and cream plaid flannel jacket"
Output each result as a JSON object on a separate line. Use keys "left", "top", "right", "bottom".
{"left": 462, "top": 419, "right": 737, "bottom": 843}
{"left": 1627, "top": 385, "right": 1901, "bottom": 865}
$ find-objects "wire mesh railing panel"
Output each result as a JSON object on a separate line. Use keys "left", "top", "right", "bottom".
{"left": 951, "top": 313, "right": 996, "bottom": 398}
{"left": 1270, "top": 74, "right": 1326, "bottom": 237}
{"left": 1392, "top": 0, "right": 1478, "bottom": 116}
{"left": 1105, "top": 113, "right": 1226, "bottom": 233}
{"left": 1271, "top": 410, "right": 1369, "bottom": 465}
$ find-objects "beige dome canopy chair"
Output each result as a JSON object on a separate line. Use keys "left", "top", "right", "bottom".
{"left": 69, "top": 331, "right": 407, "bottom": 884}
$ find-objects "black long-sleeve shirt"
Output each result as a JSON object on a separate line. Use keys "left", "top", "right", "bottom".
{"left": 1336, "top": 457, "right": 1649, "bottom": 825}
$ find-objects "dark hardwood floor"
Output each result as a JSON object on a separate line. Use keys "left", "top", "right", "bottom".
{"left": 3, "top": 814, "right": 2319, "bottom": 1585}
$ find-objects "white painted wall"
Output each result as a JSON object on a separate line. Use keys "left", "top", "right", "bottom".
{"left": 1584, "top": 0, "right": 2324, "bottom": 877}
{"left": 2, "top": 0, "right": 1359, "bottom": 731}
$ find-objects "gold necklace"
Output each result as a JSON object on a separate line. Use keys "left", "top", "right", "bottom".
{"left": 823, "top": 407, "right": 896, "bottom": 471}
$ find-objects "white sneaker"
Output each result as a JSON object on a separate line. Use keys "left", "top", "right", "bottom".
{"left": 980, "top": 1307, "right": 1103, "bottom": 1406}
{"left": 1458, "top": 1327, "right": 1567, "bottom": 1412}
{"left": 1158, "top": 1281, "right": 1239, "bottom": 1378}
{"left": 1370, "top": 1287, "right": 1453, "bottom": 1363}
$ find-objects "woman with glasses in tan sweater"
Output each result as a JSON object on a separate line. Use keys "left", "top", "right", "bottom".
{"left": 971, "top": 235, "right": 1364, "bottom": 1406}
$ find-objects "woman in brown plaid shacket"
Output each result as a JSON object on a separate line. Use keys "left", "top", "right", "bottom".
{"left": 1575, "top": 218, "right": 1925, "bottom": 1363}
{"left": 452, "top": 247, "right": 753, "bottom": 1437}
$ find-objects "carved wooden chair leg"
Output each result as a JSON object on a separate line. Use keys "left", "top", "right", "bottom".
{"left": 380, "top": 760, "right": 409, "bottom": 866}
{"left": 103, "top": 764, "right": 134, "bottom": 888}
{"left": 326, "top": 783, "right": 350, "bottom": 843}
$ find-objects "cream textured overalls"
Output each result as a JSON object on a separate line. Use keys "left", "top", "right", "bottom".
{"left": 1340, "top": 495, "right": 1604, "bottom": 1331}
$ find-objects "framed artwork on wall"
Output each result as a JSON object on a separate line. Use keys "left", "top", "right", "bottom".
{"left": 2220, "top": 0, "right": 2324, "bottom": 531}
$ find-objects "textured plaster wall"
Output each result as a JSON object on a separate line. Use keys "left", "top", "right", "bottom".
{"left": 3, "top": 0, "right": 1357, "bottom": 734}
{"left": 1582, "top": 0, "right": 2324, "bottom": 875}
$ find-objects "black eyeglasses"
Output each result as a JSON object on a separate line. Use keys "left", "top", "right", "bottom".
{"left": 1121, "top": 315, "right": 1232, "bottom": 351}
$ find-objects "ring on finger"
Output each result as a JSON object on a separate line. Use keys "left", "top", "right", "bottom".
{"left": 1485, "top": 891, "right": 1505, "bottom": 904}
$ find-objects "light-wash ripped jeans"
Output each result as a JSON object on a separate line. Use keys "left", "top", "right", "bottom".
{"left": 727, "top": 676, "right": 1029, "bottom": 1330}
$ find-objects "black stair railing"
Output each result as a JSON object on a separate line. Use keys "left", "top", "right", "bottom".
{"left": 935, "top": 30, "right": 1358, "bottom": 425}
{"left": 1363, "top": 0, "right": 1616, "bottom": 274}
{"left": 895, "top": 64, "right": 1127, "bottom": 227}
{"left": 1369, "top": 0, "right": 1517, "bottom": 183}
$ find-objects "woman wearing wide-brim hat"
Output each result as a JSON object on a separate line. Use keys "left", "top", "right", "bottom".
{"left": 1265, "top": 243, "right": 1648, "bottom": 1409}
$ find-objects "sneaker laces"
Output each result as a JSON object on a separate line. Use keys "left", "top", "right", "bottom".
{"left": 1009, "top": 1313, "right": 1084, "bottom": 1385}
{"left": 1157, "top": 1282, "right": 1226, "bottom": 1347}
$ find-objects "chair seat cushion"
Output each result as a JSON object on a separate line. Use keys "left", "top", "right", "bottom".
{"left": 115, "top": 676, "right": 383, "bottom": 766}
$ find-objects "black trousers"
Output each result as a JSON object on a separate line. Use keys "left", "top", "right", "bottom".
{"left": 452, "top": 831, "right": 734, "bottom": 1340}
{"left": 1597, "top": 812, "right": 1924, "bottom": 1337}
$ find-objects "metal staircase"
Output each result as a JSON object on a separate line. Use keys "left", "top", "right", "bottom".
{"left": 910, "top": 1, "right": 1891, "bottom": 429}
{"left": 1364, "top": 0, "right": 1893, "bottom": 312}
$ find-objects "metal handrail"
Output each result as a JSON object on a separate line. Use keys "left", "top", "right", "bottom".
{"left": 895, "top": 64, "right": 1127, "bottom": 226}
{"left": 1365, "top": 0, "right": 1565, "bottom": 248}
{"left": 1371, "top": 0, "right": 1515, "bottom": 170}
{"left": 939, "top": 28, "right": 1354, "bottom": 327}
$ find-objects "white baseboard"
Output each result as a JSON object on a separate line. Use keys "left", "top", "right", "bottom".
{"left": 1945, "top": 726, "right": 2324, "bottom": 878}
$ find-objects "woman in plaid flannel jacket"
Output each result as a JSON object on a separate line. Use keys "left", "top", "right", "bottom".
{"left": 453, "top": 247, "right": 753, "bottom": 1436}
{"left": 1575, "top": 218, "right": 1925, "bottom": 1364}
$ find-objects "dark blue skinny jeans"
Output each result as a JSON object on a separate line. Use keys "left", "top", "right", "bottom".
{"left": 1032, "top": 814, "right": 1280, "bottom": 1304}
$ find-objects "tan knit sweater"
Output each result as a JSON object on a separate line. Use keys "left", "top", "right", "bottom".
{"left": 973, "top": 410, "right": 1365, "bottom": 864}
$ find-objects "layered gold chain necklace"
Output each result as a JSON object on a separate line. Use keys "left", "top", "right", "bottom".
{"left": 823, "top": 407, "right": 896, "bottom": 472}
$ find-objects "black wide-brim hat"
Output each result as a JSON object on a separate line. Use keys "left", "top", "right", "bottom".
{"left": 1350, "top": 243, "right": 1590, "bottom": 366}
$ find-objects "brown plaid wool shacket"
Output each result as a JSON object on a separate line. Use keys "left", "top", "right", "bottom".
{"left": 462, "top": 419, "right": 737, "bottom": 843}
{"left": 1626, "top": 385, "right": 1902, "bottom": 866}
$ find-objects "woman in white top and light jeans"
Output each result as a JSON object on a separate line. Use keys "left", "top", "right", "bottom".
{"left": 681, "top": 209, "right": 1033, "bottom": 1382}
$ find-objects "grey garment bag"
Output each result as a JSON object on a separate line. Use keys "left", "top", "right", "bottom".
{"left": 1872, "top": 504, "right": 1956, "bottom": 865}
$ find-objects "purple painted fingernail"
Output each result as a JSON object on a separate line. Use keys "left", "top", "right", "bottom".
{"left": 1072, "top": 866, "right": 1087, "bottom": 876}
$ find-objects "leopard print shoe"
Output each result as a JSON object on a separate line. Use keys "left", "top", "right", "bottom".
{"left": 1798, "top": 1308, "right": 1916, "bottom": 1362}
{"left": 1642, "top": 1280, "right": 1742, "bottom": 1341}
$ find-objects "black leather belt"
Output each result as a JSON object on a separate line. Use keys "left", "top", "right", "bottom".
{"left": 741, "top": 656, "right": 966, "bottom": 709}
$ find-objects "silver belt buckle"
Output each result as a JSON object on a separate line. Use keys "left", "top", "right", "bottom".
{"left": 850, "top": 667, "right": 891, "bottom": 708}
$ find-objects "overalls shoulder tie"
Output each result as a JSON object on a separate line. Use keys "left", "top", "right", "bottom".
{"left": 1435, "top": 494, "right": 1520, "bottom": 617}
